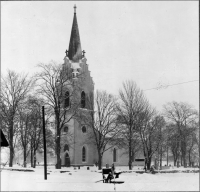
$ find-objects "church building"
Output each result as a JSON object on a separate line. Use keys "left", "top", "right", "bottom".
{"left": 60, "top": 5, "right": 96, "bottom": 167}
{"left": 60, "top": 6, "right": 144, "bottom": 167}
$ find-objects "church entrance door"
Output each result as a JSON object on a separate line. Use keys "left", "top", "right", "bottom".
{"left": 65, "top": 153, "right": 70, "bottom": 167}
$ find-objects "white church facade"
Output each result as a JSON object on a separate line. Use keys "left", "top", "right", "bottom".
{"left": 58, "top": 6, "right": 144, "bottom": 167}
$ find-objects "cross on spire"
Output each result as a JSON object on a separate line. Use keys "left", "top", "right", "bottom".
{"left": 82, "top": 50, "right": 86, "bottom": 57}
{"left": 74, "top": 4, "right": 77, "bottom": 14}
{"left": 65, "top": 49, "right": 68, "bottom": 56}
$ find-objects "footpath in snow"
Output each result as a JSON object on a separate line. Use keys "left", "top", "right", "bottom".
{"left": 1, "top": 165, "right": 199, "bottom": 191}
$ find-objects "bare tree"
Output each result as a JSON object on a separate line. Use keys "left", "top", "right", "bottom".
{"left": 116, "top": 80, "right": 148, "bottom": 170}
{"left": 27, "top": 95, "right": 46, "bottom": 168}
{"left": 114, "top": 127, "right": 142, "bottom": 167}
{"left": 0, "top": 70, "right": 34, "bottom": 167}
{"left": 156, "top": 120, "right": 168, "bottom": 169}
{"left": 186, "top": 131, "right": 197, "bottom": 166}
{"left": 137, "top": 106, "right": 165, "bottom": 170}
{"left": 77, "top": 90, "right": 120, "bottom": 170}
{"left": 163, "top": 101, "right": 198, "bottom": 167}
{"left": 163, "top": 125, "right": 173, "bottom": 166}
{"left": 18, "top": 103, "right": 32, "bottom": 167}
{"left": 16, "top": 94, "right": 54, "bottom": 168}
{"left": 184, "top": 118, "right": 199, "bottom": 166}
{"left": 35, "top": 62, "right": 82, "bottom": 169}
{"left": 166, "top": 123, "right": 180, "bottom": 166}
{"left": 193, "top": 121, "right": 199, "bottom": 164}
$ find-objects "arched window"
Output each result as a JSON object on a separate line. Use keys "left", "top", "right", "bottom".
{"left": 64, "top": 91, "right": 70, "bottom": 108}
{"left": 113, "top": 148, "right": 117, "bottom": 163}
{"left": 82, "top": 146, "right": 86, "bottom": 162}
{"left": 64, "top": 144, "right": 69, "bottom": 152}
{"left": 82, "top": 126, "right": 86, "bottom": 133}
{"left": 63, "top": 126, "right": 68, "bottom": 133}
{"left": 81, "top": 91, "right": 86, "bottom": 108}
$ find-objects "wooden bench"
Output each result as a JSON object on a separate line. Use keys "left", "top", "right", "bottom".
{"left": 102, "top": 168, "right": 121, "bottom": 183}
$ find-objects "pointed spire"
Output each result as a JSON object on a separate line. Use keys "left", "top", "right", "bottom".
{"left": 74, "top": 4, "right": 77, "bottom": 14}
{"left": 68, "top": 5, "right": 82, "bottom": 62}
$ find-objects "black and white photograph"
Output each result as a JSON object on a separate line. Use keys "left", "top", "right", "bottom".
{"left": 1, "top": 1, "right": 199, "bottom": 191}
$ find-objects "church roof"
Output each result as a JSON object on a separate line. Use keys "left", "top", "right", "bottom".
{"left": 68, "top": 5, "right": 82, "bottom": 62}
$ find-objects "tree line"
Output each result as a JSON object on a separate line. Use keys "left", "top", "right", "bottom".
{"left": 1, "top": 62, "right": 199, "bottom": 170}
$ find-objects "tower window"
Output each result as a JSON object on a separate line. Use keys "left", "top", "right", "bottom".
{"left": 64, "top": 144, "right": 69, "bottom": 152}
{"left": 82, "top": 146, "right": 86, "bottom": 162}
{"left": 113, "top": 148, "right": 117, "bottom": 163}
{"left": 65, "top": 91, "right": 70, "bottom": 108}
{"left": 63, "top": 126, "right": 68, "bottom": 133}
{"left": 82, "top": 126, "right": 86, "bottom": 133}
{"left": 81, "top": 91, "right": 86, "bottom": 108}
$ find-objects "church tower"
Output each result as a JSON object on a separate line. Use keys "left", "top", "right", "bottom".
{"left": 61, "top": 5, "right": 96, "bottom": 167}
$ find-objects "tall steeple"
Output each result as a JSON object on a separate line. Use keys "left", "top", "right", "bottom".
{"left": 68, "top": 5, "right": 82, "bottom": 62}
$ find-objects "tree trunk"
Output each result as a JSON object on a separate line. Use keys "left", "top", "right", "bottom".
{"left": 159, "top": 146, "right": 162, "bottom": 169}
{"left": 132, "top": 151, "right": 135, "bottom": 169}
{"left": 182, "top": 142, "right": 187, "bottom": 168}
{"left": 172, "top": 150, "right": 177, "bottom": 166}
{"left": 144, "top": 158, "right": 147, "bottom": 170}
{"left": 128, "top": 138, "right": 132, "bottom": 170}
{"left": 56, "top": 128, "right": 61, "bottom": 169}
{"left": 180, "top": 155, "right": 183, "bottom": 166}
{"left": 23, "top": 148, "right": 27, "bottom": 167}
{"left": 145, "top": 150, "right": 152, "bottom": 170}
{"left": 56, "top": 139, "right": 61, "bottom": 169}
{"left": 9, "top": 144, "right": 14, "bottom": 167}
{"left": 9, "top": 119, "right": 14, "bottom": 167}
{"left": 177, "top": 151, "right": 180, "bottom": 165}
{"left": 30, "top": 148, "right": 33, "bottom": 168}
{"left": 143, "top": 150, "right": 147, "bottom": 170}
{"left": 33, "top": 150, "right": 37, "bottom": 168}
{"left": 183, "top": 157, "right": 186, "bottom": 167}
{"left": 9, "top": 123, "right": 14, "bottom": 167}
{"left": 33, "top": 129, "right": 37, "bottom": 168}
{"left": 174, "top": 153, "right": 177, "bottom": 166}
{"left": 183, "top": 154, "right": 187, "bottom": 167}
{"left": 174, "top": 159, "right": 176, "bottom": 166}
{"left": 166, "top": 146, "right": 169, "bottom": 166}
{"left": 98, "top": 152, "right": 102, "bottom": 170}
{"left": 146, "top": 157, "right": 151, "bottom": 170}
{"left": 55, "top": 113, "right": 61, "bottom": 169}
{"left": 188, "top": 151, "right": 191, "bottom": 167}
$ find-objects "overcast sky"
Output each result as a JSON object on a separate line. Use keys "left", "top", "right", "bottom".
{"left": 1, "top": 1, "right": 199, "bottom": 111}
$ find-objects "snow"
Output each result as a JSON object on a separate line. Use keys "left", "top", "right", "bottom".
{"left": 1, "top": 165, "right": 199, "bottom": 191}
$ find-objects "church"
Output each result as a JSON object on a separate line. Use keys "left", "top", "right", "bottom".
{"left": 59, "top": 6, "right": 144, "bottom": 167}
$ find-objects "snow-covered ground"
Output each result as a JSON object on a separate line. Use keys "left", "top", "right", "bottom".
{"left": 1, "top": 165, "right": 199, "bottom": 191}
